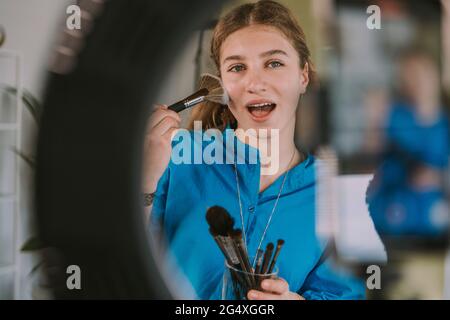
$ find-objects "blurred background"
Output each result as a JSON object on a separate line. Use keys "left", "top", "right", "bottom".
{"left": 0, "top": 0, "right": 449, "bottom": 299}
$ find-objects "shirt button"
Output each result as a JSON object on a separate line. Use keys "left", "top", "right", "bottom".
{"left": 248, "top": 205, "right": 255, "bottom": 213}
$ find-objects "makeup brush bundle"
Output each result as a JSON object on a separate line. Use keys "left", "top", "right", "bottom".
{"left": 168, "top": 73, "right": 229, "bottom": 113}
{"left": 206, "top": 206, "right": 285, "bottom": 300}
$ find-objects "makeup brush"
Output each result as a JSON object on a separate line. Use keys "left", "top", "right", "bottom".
{"left": 208, "top": 227, "right": 243, "bottom": 299}
{"left": 206, "top": 206, "right": 254, "bottom": 290}
{"left": 230, "top": 229, "right": 251, "bottom": 271}
{"left": 260, "top": 243, "right": 274, "bottom": 275}
{"left": 168, "top": 73, "right": 229, "bottom": 113}
{"left": 208, "top": 227, "right": 238, "bottom": 266}
{"left": 199, "top": 73, "right": 230, "bottom": 104}
{"left": 206, "top": 206, "right": 239, "bottom": 264}
{"left": 206, "top": 205, "right": 234, "bottom": 237}
{"left": 254, "top": 249, "right": 264, "bottom": 274}
{"left": 230, "top": 229, "right": 255, "bottom": 288}
{"left": 267, "top": 239, "right": 285, "bottom": 274}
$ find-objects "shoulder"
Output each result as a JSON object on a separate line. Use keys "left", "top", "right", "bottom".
{"left": 304, "top": 153, "right": 317, "bottom": 179}
{"left": 285, "top": 153, "right": 317, "bottom": 192}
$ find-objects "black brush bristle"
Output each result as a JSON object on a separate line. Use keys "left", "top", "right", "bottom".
{"left": 231, "top": 228, "right": 242, "bottom": 238}
{"left": 206, "top": 206, "right": 234, "bottom": 236}
{"left": 208, "top": 227, "right": 217, "bottom": 237}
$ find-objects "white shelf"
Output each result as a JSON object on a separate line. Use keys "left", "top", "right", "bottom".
{"left": 0, "top": 194, "right": 17, "bottom": 203}
{"left": 0, "top": 50, "right": 21, "bottom": 58}
{"left": 0, "top": 265, "right": 15, "bottom": 277}
{"left": 0, "top": 49, "right": 23, "bottom": 299}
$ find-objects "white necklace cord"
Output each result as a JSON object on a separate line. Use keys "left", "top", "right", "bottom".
{"left": 233, "top": 148, "right": 296, "bottom": 268}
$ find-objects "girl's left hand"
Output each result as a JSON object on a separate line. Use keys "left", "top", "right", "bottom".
{"left": 247, "top": 277, "right": 305, "bottom": 300}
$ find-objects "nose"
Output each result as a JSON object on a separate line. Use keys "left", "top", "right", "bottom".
{"left": 245, "top": 68, "right": 267, "bottom": 94}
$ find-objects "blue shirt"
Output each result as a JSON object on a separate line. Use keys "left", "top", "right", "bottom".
{"left": 150, "top": 127, "right": 365, "bottom": 300}
{"left": 366, "top": 102, "right": 449, "bottom": 235}
{"left": 386, "top": 102, "right": 448, "bottom": 173}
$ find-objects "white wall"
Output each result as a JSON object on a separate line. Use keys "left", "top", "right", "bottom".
{"left": 153, "top": 29, "right": 217, "bottom": 127}
{"left": 0, "top": 0, "right": 220, "bottom": 299}
{"left": 0, "top": 0, "right": 211, "bottom": 299}
{"left": 0, "top": 0, "right": 71, "bottom": 97}
{"left": 0, "top": 0, "right": 71, "bottom": 299}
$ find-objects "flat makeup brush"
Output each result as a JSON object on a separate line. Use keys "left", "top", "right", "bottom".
{"left": 168, "top": 73, "right": 229, "bottom": 113}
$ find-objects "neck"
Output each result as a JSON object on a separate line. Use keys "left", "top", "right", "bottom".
{"left": 235, "top": 122, "right": 300, "bottom": 177}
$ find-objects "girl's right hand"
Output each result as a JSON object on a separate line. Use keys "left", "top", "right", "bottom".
{"left": 142, "top": 104, "right": 181, "bottom": 193}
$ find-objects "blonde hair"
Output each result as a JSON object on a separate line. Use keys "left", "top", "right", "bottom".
{"left": 187, "top": 0, "right": 315, "bottom": 131}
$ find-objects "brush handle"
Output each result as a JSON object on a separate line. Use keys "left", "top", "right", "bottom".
{"left": 267, "top": 240, "right": 284, "bottom": 274}
{"left": 260, "top": 243, "right": 274, "bottom": 275}
{"left": 168, "top": 101, "right": 187, "bottom": 113}
{"left": 168, "top": 88, "right": 209, "bottom": 113}
{"left": 254, "top": 249, "right": 264, "bottom": 274}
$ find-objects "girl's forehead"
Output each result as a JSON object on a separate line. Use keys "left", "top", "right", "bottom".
{"left": 220, "top": 25, "right": 295, "bottom": 60}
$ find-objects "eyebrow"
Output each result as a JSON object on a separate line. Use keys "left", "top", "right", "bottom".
{"left": 222, "top": 49, "right": 289, "bottom": 64}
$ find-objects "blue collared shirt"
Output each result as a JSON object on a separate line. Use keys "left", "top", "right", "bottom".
{"left": 366, "top": 102, "right": 449, "bottom": 235}
{"left": 150, "top": 127, "right": 365, "bottom": 299}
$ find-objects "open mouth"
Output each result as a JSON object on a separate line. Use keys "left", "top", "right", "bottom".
{"left": 246, "top": 102, "right": 277, "bottom": 120}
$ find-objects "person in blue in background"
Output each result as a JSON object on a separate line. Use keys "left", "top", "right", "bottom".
{"left": 367, "top": 49, "right": 450, "bottom": 236}
{"left": 142, "top": 1, "right": 365, "bottom": 300}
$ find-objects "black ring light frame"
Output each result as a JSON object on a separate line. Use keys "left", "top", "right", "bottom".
{"left": 36, "top": 0, "right": 224, "bottom": 299}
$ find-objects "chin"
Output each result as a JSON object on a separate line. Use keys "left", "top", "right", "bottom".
{"left": 241, "top": 121, "right": 281, "bottom": 137}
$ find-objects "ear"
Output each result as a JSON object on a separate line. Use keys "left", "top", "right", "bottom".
{"left": 300, "top": 62, "right": 310, "bottom": 93}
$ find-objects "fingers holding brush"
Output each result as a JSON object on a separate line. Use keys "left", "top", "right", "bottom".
{"left": 204, "top": 207, "right": 294, "bottom": 300}
{"left": 247, "top": 278, "right": 304, "bottom": 300}
{"left": 147, "top": 104, "right": 181, "bottom": 133}
{"left": 142, "top": 104, "right": 181, "bottom": 193}
{"left": 154, "top": 116, "right": 181, "bottom": 141}
{"left": 261, "top": 278, "right": 289, "bottom": 293}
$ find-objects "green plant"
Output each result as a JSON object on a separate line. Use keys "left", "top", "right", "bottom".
{"left": 2, "top": 86, "right": 42, "bottom": 124}
{"left": 1, "top": 86, "right": 46, "bottom": 254}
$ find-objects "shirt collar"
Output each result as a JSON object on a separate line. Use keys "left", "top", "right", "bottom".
{"left": 221, "top": 123, "right": 261, "bottom": 165}
{"left": 220, "top": 124, "right": 315, "bottom": 195}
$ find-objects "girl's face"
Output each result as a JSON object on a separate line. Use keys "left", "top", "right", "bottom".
{"left": 219, "top": 24, "right": 309, "bottom": 134}
{"left": 400, "top": 56, "right": 439, "bottom": 105}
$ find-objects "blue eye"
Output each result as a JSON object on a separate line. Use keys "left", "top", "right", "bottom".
{"left": 229, "top": 64, "right": 245, "bottom": 73}
{"left": 268, "top": 61, "right": 283, "bottom": 68}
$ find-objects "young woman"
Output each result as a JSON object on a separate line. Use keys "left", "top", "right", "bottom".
{"left": 143, "top": 0, "right": 364, "bottom": 300}
{"left": 367, "top": 50, "right": 449, "bottom": 236}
